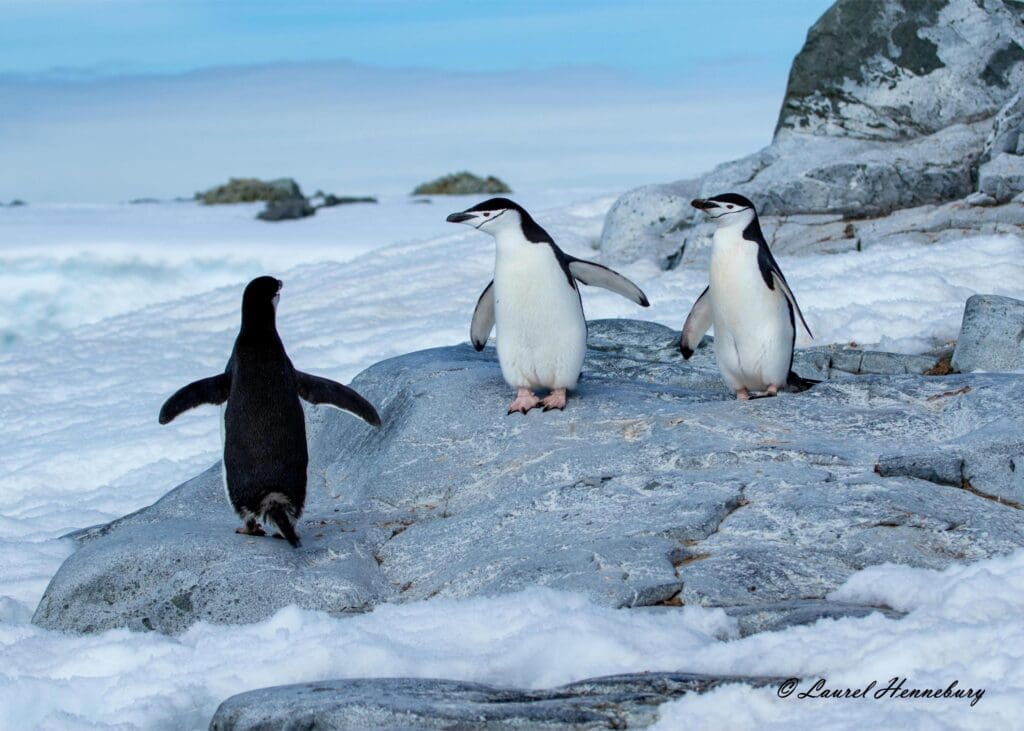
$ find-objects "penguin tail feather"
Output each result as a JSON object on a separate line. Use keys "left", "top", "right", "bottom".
{"left": 261, "top": 493, "right": 301, "bottom": 548}
{"left": 787, "top": 371, "right": 820, "bottom": 392}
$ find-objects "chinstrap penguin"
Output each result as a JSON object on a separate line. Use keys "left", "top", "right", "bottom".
{"left": 447, "top": 198, "right": 650, "bottom": 414}
{"left": 681, "top": 193, "right": 817, "bottom": 400}
{"left": 158, "top": 276, "right": 381, "bottom": 546}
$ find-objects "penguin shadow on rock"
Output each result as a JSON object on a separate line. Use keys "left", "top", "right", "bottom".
{"left": 158, "top": 276, "right": 381, "bottom": 548}
{"left": 679, "top": 193, "right": 819, "bottom": 401}
{"left": 447, "top": 197, "right": 650, "bottom": 414}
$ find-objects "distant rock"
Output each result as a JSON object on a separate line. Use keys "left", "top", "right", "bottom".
{"left": 256, "top": 198, "right": 316, "bottom": 222}
{"left": 412, "top": 172, "right": 512, "bottom": 196}
{"left": 310, "top": 192, "right": 378, "bottom": 208}
{"left": 196, "top": 178, "right": 304, "bottom": 205}
{"left": 33, "top": 320, "right": 1024, "bottom": 636}
{"left": 951, "top": 295, "right": 1024, "bottom": 374}
{"left": 599, "top": 0, "right": 1024, "bottom": 268}
{"left": 210, "top": 673, "right": 783, "bottom": 731}
{"left": 128, "top": 197, "right": 162, "bottom": 205}
{"left": 1, "top": 199, "right": 26, "bottom": 207}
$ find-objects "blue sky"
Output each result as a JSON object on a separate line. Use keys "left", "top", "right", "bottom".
{"left": 0, "top": 1, "right": 836, "bottom": 201}
{"left": 1, "top": 1, "right": 833, "bottom": 80}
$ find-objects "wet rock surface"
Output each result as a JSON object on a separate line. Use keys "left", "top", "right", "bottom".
{"left": 34, "top": 320, "right": 1024, "bottom": 635}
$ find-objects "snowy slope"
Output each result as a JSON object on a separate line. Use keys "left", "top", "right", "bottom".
{"left": 1, "top": 194, "right": 1023, "bottom": 729}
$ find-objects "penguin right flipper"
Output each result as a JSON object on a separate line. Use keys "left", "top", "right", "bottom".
{"left": 565, "top": 258, "right": 650, "bottom": 307}
{"left": 470, "top": 280, "right": 495, "bottom": 351}
{"left": 756, "top": 246, "right": 813, "bottom": 339}
{"left": 296, "top": 372, "right": 382, "bottom": 427}
{"left": 680, "top": 285, "right": 712, "bottom": 359}
{"left": 159, "top": 374, "right": 231, "bottom": 424}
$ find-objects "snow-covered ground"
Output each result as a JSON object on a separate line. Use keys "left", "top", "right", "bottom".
{"left": 2, "top": 193, "right": 1023, "bottom": 729}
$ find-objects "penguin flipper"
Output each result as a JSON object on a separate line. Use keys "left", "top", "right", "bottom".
{"left": 296, "top": 372, "right": 382, "bottom": 427}
{"left": 470, "top": 280, "right": 495, "bottom": 351}
{"left": 158, "top": 374, "right": 231, "bottom": 424}
{"left": 680, "top": 285, "right": 712, "bottom": 359}
{"left": 565, "top": 258, "right": 650, "bottom": 307}
{"left": 756, "top": 246, "right": 813, "bottom": 339}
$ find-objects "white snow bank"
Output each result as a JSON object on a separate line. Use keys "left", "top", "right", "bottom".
{"left": 0, "top": 588, "right": 733, "bottom": 730}
{"left": 3, "top": 552, "right": 1022, "bottom": 730}
{"left": 652, "top": 550, "right": 1024, "bottom": 730}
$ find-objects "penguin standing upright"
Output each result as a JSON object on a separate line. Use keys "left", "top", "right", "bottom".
{"left": 680, "top": 193, "right": 816, "bottom": 400}
{"left": 159, "top": 276, "right": 381, "bottom": 546}
{"left": 447, "top": 198, "right": 649, "bottom": 413}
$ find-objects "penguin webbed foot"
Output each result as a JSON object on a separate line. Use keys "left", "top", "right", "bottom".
{"left": 507, "top": 388, "right": 542, "bottom": 415}
{"left": 235, "top": 520, "right": 266, "bottom": 537}
{"left": 540, "top": 389, "right": 567, "bottom": 411}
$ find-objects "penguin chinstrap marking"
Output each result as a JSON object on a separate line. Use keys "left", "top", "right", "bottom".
{"left": 158, "top": 276, "right": 381, "bottom": 547}
{"left": 447, "top": 198, "right": 650, "bottom": 414}
{"left": 681, "top": 193, "right": 817, "bottom": 400}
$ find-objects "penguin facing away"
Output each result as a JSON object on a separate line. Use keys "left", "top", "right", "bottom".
{"left": 681, "top": 193, "right": 817, "bottom": 400}
{"left": 447, "top": 198, "right": 650, "bottom": 414}
{"left": 159, "top": 276, "right": 381, "bottom": 547}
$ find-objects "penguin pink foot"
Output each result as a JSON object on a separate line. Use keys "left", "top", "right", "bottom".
{"left": 508, "top": 388, "right": 541, "bottom": 415}
{"left": 541, "top": 388, "right": 567, "bottom": 411}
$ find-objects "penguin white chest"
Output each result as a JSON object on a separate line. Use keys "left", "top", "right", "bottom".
{"left": 708, "top": 230, "right": 793, "bottom": 391}
{"left": 493, "top": 241, "right": 587, "bottom": 390}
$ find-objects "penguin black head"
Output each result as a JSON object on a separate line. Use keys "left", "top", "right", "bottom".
{"left": 241, "top": 275, "right": 283, "bottom": 331}
{"left": 446, "top": 198, "right": 553, "bottom": 244}
{"left": 691, "top": 193, "right": 757, "bottom": 226}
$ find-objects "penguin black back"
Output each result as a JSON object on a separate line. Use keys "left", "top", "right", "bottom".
{"left": 224, "top": 276, "right": 308, "bottom": 545}
{"left": 158, "top": 275, "right": 382, "bottom": 548}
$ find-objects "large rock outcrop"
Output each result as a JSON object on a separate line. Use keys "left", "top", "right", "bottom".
{"left": 601, "top": 0, "right": 1024, "bottom": 268}
{"left": 33, "top": 320, "right": 1024, "bottom": 636}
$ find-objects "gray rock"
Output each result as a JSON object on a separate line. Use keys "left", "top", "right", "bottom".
{"left": 209, "top": 673, "right": 783, "bottom": 730}
{"left": 983, "top": 92, "right": 1024, "bottom": 160}
{"left": 256, "top": 197, "right": 316, "bottom": 221}
{"left": 311, "top": 193, "right": 378, "bottom": 208}
{"left": 724, "top": 600, "right": 903, "bottom": 637}
{"left": 777, "top": 0, "right": 1024, "bottom": 141}
{"left": 978, "top": 153, "right": 1024, "bottom": 203}
{"left": 33, "top": 321, "right": 1024, "bottom": 635}
{"left": 197, "top": 178, "right": 303, "bottom": 205}
{"left": 951, "top": 294, "right": 1024, "bottom": 373}
{"left": 599, "top": 1, "right": 1024, "bottom": 267}
{"left": 966, "top": 192, "right": 998, "bottom": 207}
{"left": 412, "top": 172, "right": 512, "bottom": 196}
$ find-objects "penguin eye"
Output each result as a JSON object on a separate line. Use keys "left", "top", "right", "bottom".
{"left": 727, "top": 204, "right": 735, "bottom": 209}
{"left": 483, "top": 212, "right": 491, "bottom": 217}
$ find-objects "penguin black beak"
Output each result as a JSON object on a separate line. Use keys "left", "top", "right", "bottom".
{"left": 691, "top": 199, "right": 715, "bottom": 211}
{"left": 446, "top": 212, "right": 475, "bottom": 224}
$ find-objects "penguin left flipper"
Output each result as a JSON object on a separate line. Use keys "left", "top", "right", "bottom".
{"left": 564, "top": 258, "right": 650, "bottom": 307}
{"left": 680, "top": 285, "right": 712, "bottom": 359}
{"left": 470, "top": 280, "right": 495, "bottom": 351}
{"left": 158, "top": 373, "right": 231, "bottom": 424}
{"left": 296, "top": 372, "right": 382, "bottom": 427}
